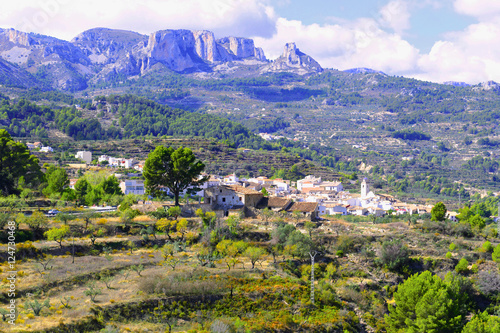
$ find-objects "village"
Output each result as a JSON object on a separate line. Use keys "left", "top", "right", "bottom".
{"left": 55, "top": 149, "right": 453, "bottom": 222}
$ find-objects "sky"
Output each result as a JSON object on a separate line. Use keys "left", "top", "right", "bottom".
{"left": 0, "top": 0, "right": 499, "bottom": 84}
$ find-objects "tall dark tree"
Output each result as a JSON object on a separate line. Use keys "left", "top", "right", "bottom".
{"left": 143, "top": 146, "right": 207, "bottom": 206}
{"left": 431, "top": 202, "right": 447, "bottom": 222}
{"left": 74, "top": 178, "right": 91, "bottom": 206}
{"left": 0, "top": 129, "right": 43, "bottom": 196}
{"left": 43, "top": 166, "right": 69, "bottom": 197}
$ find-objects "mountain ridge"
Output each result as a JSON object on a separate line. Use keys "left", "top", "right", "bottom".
{"left": 0, "top": 27, "right": 320, "bottom": 91}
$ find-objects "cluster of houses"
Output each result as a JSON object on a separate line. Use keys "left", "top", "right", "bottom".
{"left": 118, "top": 171, "right": 439, "bottom": 221}
{"left": 26, "top": 142, "right": 54, "bottom": 153}
{"left": 198, "top": 174, "right": 436, "bottom": 220}
{"left": 98, "top": 155, "right": 136, "bottom": 169}
{"left": 73, "top": 151, "right": 144, "bottom": 172}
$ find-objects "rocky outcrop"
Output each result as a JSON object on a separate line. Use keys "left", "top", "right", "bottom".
{"left": 267, "top": 43, "right": 322, "bottom": 73}
{"left": 0, "top": 28, "right": 32, "bottom": 48}
{"left": 72, "top": 28, "right": 147, "bottom": 65}
{"left": 478, "top": 81, "right": 500, "bottom": 91}
{"left": 217, "top": 37, "right": 266, "bottom": 61}
{"left": 136, "top": 29, "right": 206, "bottom": 73}
{"left": 131, "top": 30, "right": 267, "bottom": 73}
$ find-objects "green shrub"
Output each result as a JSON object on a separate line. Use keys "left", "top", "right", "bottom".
{"left": 449, "top": 242, "right": 456, "bottom": 252}
{"left": 480, "top": 241, "right": 494, "bottom": 253}
{"left": 493, "top": 245, "right": 500, "bottom": 263}
{"left": 379, "top": 239, "right": 409, "bottom": 272}
{"left": 445, "top": 252, "right": 452, "bottom": 259}
{"left": 336, "top": 235, "right": 356, "bottom": 253}
{"left": 455, "top": 258, "right": 469, "bottom": 274}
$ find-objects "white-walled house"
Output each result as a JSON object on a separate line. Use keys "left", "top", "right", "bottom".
{"left": 75, "top": 151, "right": 92, "bottom": 164}
{"left": 40, "top": 146, "right": 54, "bottom": 153}
{"left": 320, "top": 181, "right": 343, "bottom": 192}
{"left": 297, "top": 175, "right": 322, "bottom": 191}
{"left": 223, "top": 173, "right": 239, "bottom": 185}
{"left": 318, "top": 203, "right": 348, "bottom": 216}
{"left": 119, "top": 180, "right": 145, "bottom": 195}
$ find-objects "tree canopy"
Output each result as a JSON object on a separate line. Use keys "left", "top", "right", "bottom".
{"left": 385, "top": 271, "right": 472, "bottom": 332}
{"left": 143, "top": 146, "right": 207, "bottom": 206}
{"left": 431, "top": 202, "right": 447, "bottom": 222}
{"left": 0, "top": 129, "right": 43, "bottom": 196}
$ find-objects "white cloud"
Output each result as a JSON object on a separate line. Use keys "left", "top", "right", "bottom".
{"left": 379, "top": 0, "right": 411, "bottom": 34}
{"left": 414, "top": 20, "right": 500, "bottom": 83}
{"left": 454, "top": 0, "right": 500, "bottom": 18}
{"left": 0, "top": 0, "right": 277, "bottom": 40}
{"left": 253, "top": 17, "right": 420, "bottom": 74}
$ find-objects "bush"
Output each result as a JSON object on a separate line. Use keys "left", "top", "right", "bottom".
{"left": 379, "top": 239, "right": 409, "bottom": 272}
{"left": 455, "top": 258, "right": 469, "bottom": 274}
{"left": 480, "top": 241, "right": 494, "bottom": 253}
{"left": 210, "top": 318, "right": 235, "bottom": 333}
{"left": 445, "top": 252, "right": 452, "bottom": 259}
{"left": 454, "top": 222, "right": 474, "bottom": 238}
{"left": 336, "top": 235, "right": 356, "bottom": 253}
{"left": 493, "top": 245, "right": 500, "bottom": 263}
{"left": 476, "top": 270, "right": 500, "bottom": 297}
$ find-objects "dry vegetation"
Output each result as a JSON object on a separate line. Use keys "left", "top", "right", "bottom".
{"left": 0, "top": 210, "right": 499, "bottom": 332}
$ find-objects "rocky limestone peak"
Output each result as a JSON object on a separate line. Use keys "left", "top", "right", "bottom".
{"left": 218, "top": 36, "right": 266, "bottom": 61}
{"left": 192, "top": 30, "right": 230, "bottom": 63}
{"left": 140, "top": 29, "right": 205, "bottom": 73}
{"left": 0, "top": 28, "right": 32, "bottom": 47}
{"left": 265, "top": 42, "right": 322, "bottom": 74}
{"left": 480, "top": 80, "right": 500, "bottom": 91}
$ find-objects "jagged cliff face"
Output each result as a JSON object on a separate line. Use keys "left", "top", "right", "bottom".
{"left": 0, "top": 27, "right": 322, "bottom": 91}
{"left": 218, "top": 36, "right": 266, "bottom": 61}
{"left": 266, "top": 42, "right": 322, "bottom": 74}
{"left": 133, "top": 30, "right": 267, "bottom": 73}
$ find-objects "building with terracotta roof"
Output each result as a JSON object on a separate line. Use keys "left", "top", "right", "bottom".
{"left": 257, "top": 197, "right": 292, "bottom": 211}
{"left": 285, "top": 202, "right": 319, "bottom": 220}
{"left": 204, "top": 185, "right": 263, "bottom": 210}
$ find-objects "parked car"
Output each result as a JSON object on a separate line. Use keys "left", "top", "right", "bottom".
{"left": 47, "top": 209, "right": 60, "bottom": 215}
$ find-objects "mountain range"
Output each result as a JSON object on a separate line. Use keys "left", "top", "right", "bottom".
{"left": 0, "top": 27, "right": 324, "bottom": 91}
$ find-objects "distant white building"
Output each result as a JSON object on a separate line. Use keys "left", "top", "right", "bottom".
{"left": 223, "top": 173, "right": 239, "bottom": 185}
{"left": 40, "top": 146, "right": 54, "bottom": 153}
{"left": 119, "top": 180, "right": 145, "bottom": 195}
{"left": 75, "top": 151, "right": 92, "bottom": 164}
{"left": 320, "top": 181, "right": 343, "bottom": 192}
{"left": 297, "top": 175, "right": 322, "bottom": 191}
{"left": 318, "top": 203, "right": 348, "bottom": 216}
{"left": 99, "top": 155, "right": 135, "bottom": 168}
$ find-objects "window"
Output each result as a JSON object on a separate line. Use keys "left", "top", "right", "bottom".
{"left": 239, "top": 197, "right": 242, "bottom": 201}
{"left": 222, "top": 198, "right": 226, "bottom": 202}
